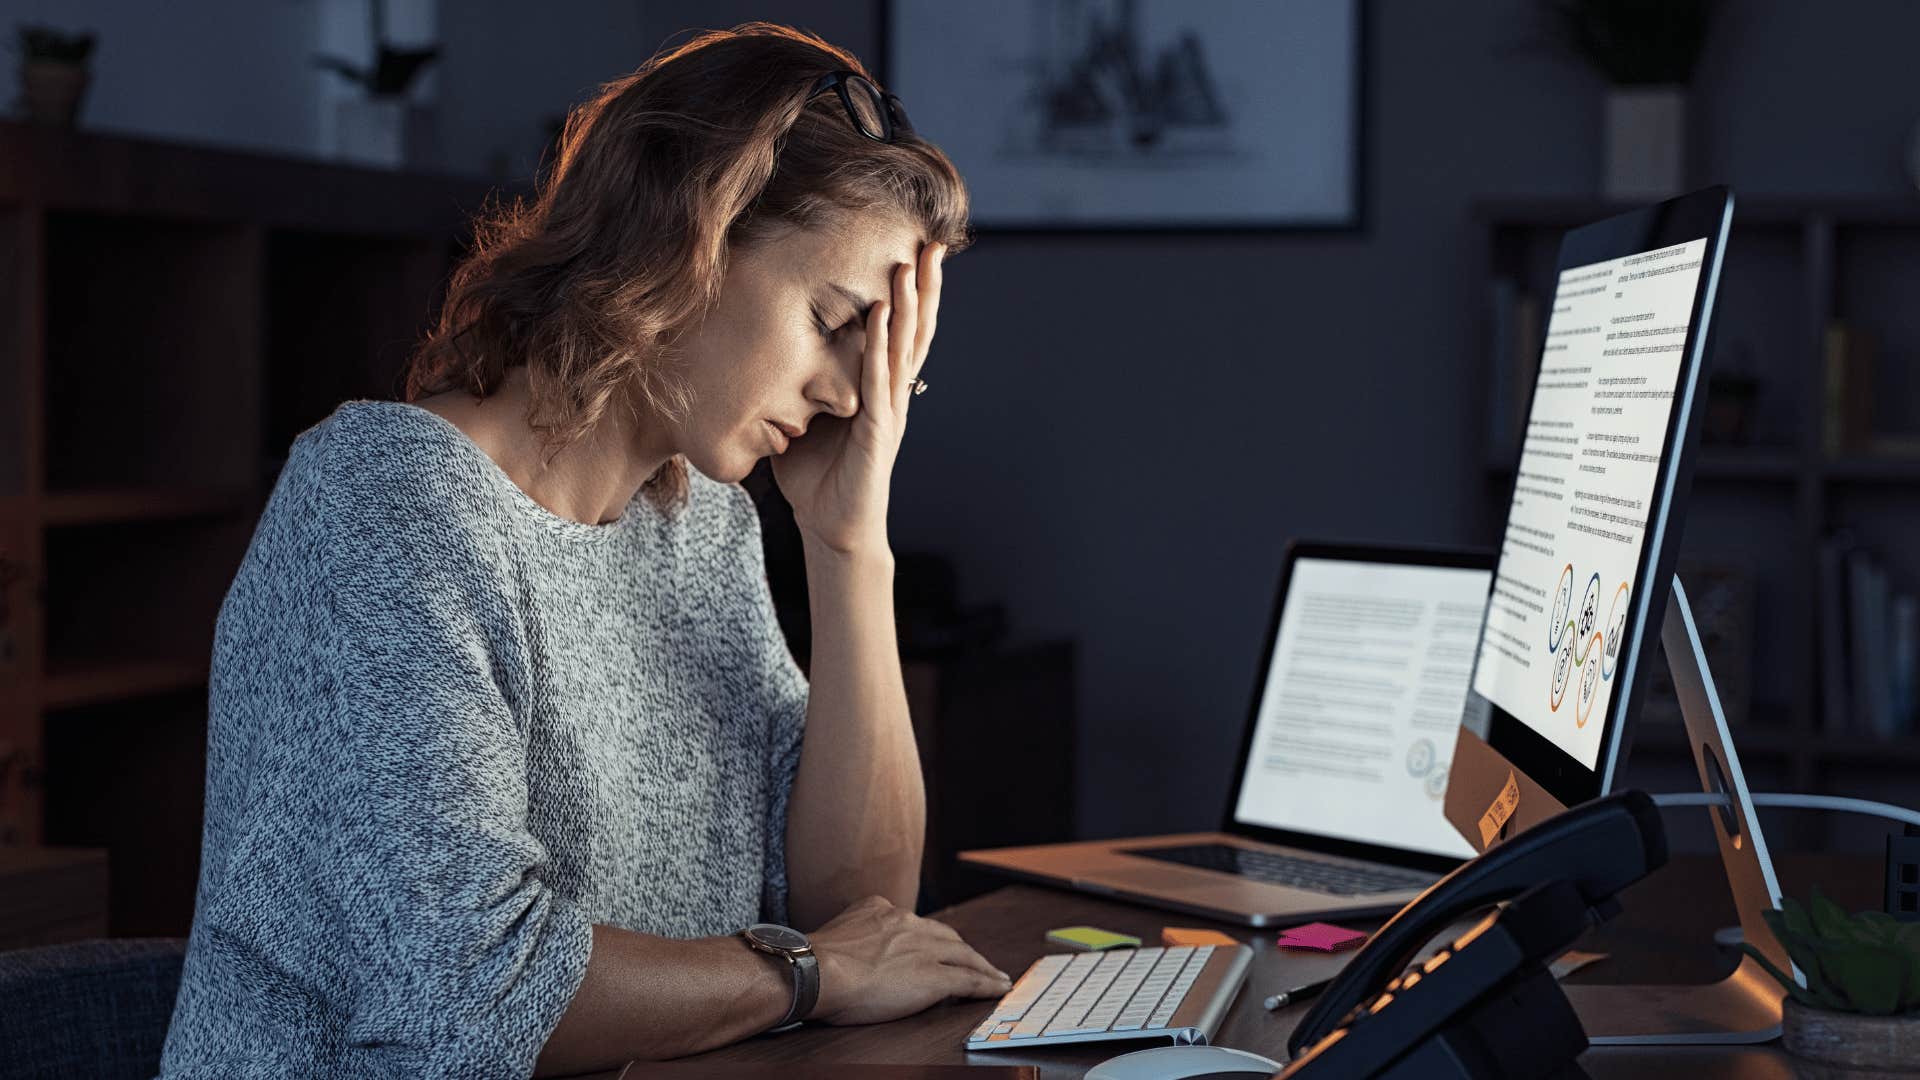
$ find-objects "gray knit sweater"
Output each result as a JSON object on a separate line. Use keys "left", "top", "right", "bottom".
{"left": 159, "top": 400, "right": 810, "bottom": 1077}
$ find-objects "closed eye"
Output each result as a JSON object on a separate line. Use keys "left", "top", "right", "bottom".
{"left": 815, "top": 308, "right": 862, "bottom": 342}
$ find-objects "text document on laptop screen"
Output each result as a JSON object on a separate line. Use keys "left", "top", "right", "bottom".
{"left": 1233, "top": 558, "right": 1488, "bottom": 859}
{"left": 1469, "top": 238, "right": 1709, "bottom": 768}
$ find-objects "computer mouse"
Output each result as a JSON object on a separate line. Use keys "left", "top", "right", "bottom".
{"left": 1084, "top": 1044, "right": 1284, "bottom": 1080}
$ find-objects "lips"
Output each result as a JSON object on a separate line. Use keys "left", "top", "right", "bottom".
{"left": 764, "top": 419, "right": 790, "bottom": 454}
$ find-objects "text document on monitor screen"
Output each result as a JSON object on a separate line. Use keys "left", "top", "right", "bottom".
{"left": 1233, "top": 558, "right": 1489, "bottom": 859}
{"left": 1470, "top": 238, "right": 1709, "bottom": 768}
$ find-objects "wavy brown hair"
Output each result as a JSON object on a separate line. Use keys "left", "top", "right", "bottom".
{"left": 404, "top": 22, "right": 972, "bottom": 509}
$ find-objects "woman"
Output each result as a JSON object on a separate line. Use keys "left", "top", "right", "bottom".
{"left": 161, "top": 23, "right": 1011, "bottom": 1078}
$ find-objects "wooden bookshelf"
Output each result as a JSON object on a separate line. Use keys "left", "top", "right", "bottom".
{"left": 0, "top": 120, "right": 511, "bottom": 931}
{"left": 1474, "top": 198, "right": 1920, "bottom": 839}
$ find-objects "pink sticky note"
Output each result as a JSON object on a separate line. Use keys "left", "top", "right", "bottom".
{"left": 1277, "top": 922, "right": 1368, "bottom": 952}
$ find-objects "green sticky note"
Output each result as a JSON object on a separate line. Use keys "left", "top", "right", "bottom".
{"left": 1046, "top": 925, "right": 1142, "bottom": 951}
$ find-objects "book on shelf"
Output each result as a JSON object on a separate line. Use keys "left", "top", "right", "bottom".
{"left": 1819, "top": 536, "right": 1852, "bottom": 732}
{"left": 1895, "top": 594, "right": 1918, "bottom": 729}
{"left": 1822, "top": 534, "right": 1918, "bottom": 738}
{"left": 1822, "top": 322, "right": 1877, "bottom": 457}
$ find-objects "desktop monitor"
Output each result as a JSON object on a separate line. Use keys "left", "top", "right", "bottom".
{"left": 1444, "top": 187, "right": 1735, "bottom": 852}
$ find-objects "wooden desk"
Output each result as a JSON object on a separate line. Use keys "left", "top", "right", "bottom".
{"left": 639, "top": 853, "right": 1878, "bottom": 1078}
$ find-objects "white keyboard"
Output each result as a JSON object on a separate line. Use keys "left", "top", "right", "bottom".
{"left": 964, "top": 944, "right": 1253, "bottom": 1051}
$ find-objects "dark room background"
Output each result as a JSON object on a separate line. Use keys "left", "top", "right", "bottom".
{"left": 6, "top": 0, "right": 1919, "bottom": 873}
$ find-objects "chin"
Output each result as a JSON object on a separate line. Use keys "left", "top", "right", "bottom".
{"left": 685, "top": 444, "right": 758, "bottom": 485}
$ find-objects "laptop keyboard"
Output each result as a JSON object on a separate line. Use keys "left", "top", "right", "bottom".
{"left": 1121, "top": 844, "right": 1433, "bottom": 896}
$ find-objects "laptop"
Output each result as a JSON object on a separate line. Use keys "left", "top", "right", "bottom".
{"left": 961, "top": 541, "right": 1495, "bottom": 927}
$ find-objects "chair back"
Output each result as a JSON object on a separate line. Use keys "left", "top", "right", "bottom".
{"left": 0, "top": 938, "right": 188, "bottom": 1080}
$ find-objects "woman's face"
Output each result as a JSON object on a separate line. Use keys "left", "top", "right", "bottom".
{"left": 663, "top": 213, "right": 923, "bottom": 483}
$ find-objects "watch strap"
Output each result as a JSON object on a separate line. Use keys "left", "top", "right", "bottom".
{"left": 790, "top": 950, "right": 819, "bottom": 1026}
{"left": 752, "top": 933, "right": 818, "bottom": 1033}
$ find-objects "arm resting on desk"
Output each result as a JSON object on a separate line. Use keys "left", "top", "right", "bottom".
{"left": 534, "top": 926, "right": 790, "bottom": 1074}
{"left": 534, "top": 898, "right": 1013, "bottom": 1074}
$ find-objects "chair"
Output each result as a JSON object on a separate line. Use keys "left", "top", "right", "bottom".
{"left": 0, "top": 938, "right": 187, "bottom": 1080}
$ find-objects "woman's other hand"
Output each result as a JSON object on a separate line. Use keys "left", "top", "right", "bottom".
{"left": 772, "top": 239, "right": 945, "bottom": 555}
{"left": 803, "top": 894, "right": 1011, "bottom": 1025}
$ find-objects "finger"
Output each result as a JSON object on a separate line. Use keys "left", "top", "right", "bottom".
{"left": 883, "top": 261, "right": 913, "bottom": 411}
{"left": 911, "top": 242, "right": 943, "bottom": 378}
{"left": 861, "top": 299, "right": 890, "bottom": 421}
{"left": 890, "top": 260, "right": 918, "bottom": 394}
{"left": 943, "top": 962, "right": 1013, "bottom": 1001}
{"left": 929, "top": 938, "right": 1010, "bottom": 983}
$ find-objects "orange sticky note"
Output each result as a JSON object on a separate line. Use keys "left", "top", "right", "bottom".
{"left": 1161, "top": 927, "right": 1239, "bottom": 948}
{"left": 1478, "top": 768, "right": 1521, "bottom": 848}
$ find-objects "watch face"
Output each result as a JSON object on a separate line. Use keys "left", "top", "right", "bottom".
{"left": 747, "top": 923, "right": 809, "bottom": 952}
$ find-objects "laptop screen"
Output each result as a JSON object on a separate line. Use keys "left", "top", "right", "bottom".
{"left": 1231, "top": 556, "right": 1488, "bottom": 859}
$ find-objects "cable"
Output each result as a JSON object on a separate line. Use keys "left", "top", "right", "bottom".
{"left": 1651, "top": 791, "right": 1920, "bottom": 831}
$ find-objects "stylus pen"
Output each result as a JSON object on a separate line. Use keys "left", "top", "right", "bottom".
{"left": 1263, "top": 978, "right": 1333, "bottom": 1011}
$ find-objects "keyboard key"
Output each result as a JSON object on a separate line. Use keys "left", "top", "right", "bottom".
{"left": 1082, "top": 950, "right": 1160, "bottom": 1029}
{"left": 1045, "top": 950, "right": 1132, "bottom": 1032}
{"left": 989, "top": 954, "right": 1069, "bottom": 1021}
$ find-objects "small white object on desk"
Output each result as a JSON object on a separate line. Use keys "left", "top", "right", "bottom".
{"left": 1086, "top": 1045, "right": 1282, "bottom": 1080}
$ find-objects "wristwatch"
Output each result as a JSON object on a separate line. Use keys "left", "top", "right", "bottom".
{"left": 741, "top": 922, "right": 819, "bottom": 1032}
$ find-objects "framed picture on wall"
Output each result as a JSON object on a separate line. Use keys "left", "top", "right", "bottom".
{"left": 882, "top": 0, "right": 1364, "bottom": 232}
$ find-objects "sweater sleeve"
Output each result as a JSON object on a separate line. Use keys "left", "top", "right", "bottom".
{"left": 318, "top": 451, "right": 594, "bottom": 1077}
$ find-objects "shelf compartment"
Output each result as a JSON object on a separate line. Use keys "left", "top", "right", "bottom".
{"left": 264, "top": 229, "right": 445, "bottom": 457}
{"left": 43, "top": 687, "right": 207, "bottom": 937}
{"left": 1834, "top": 223, "right": 1920, "bottom": 441}
{"left": 43, "top": 212, "right": 261, "bottom": 492}
{"left": 40, "top": 516, "right": 253, "bottom": 686}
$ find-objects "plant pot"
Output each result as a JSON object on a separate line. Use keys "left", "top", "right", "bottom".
{"left": 1604, "top": 85, "right": 1686, "bottom": 201}
{"left": 334, "top": 98, "right": 441, "bottom": 170}
{"left": 19, "top": 60, "right": 90, "bottom": 127}
{"left": 1782, "top": 995, "right": 1920, "bottom": 1076}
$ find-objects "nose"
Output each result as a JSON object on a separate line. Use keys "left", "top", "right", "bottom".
{"left": 808, "top": 362, "right": 860, "bottom": 419}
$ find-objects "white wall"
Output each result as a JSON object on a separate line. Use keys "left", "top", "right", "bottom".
{"left": 1, "top": 0, "right": 325, "bottom": 160}
{"left": 0, "top": 0, "right": 654, "bottom": 179}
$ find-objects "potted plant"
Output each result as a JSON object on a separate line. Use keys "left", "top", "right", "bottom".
{"left": 313, "top": 0, "right": 441, "bottom": 169}
{"left": 13, "top": 23, "right": 96, "bottom": 128}
{"left": 1536, "top": 0, "right": 1719, "bottom": 200}
{"left": 1741, "top": 889, "right": 1920, "bottom": 1075}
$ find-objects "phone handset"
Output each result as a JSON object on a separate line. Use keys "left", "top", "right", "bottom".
{"left": 1285, "top": 789, "right": 1669, "bottom": 1062}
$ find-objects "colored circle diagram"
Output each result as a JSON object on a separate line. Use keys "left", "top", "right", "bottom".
{"left": 1545, "top": 568, "right": 1628, "bottom": 729}
{"left": 1548, "top": 565, "right": 1574, "bottom": 652}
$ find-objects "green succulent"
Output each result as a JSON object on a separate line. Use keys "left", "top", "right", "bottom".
{"left": 1740, "top": 888, "right": 1920, "bottom": 1016}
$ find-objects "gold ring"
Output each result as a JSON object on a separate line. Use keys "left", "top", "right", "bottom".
{"left": 911, "top": 378, "right": 929, "bottom": 395}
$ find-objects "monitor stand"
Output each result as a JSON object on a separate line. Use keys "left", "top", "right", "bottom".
{"left": 1565, "top": 575, "right": 1793, "bottom": 1044}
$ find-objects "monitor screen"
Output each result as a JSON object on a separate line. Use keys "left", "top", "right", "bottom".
{"left": 1469, "top": 238, "right": 1711, "bottom": 769}
{"left": 1232, "top": 557, "right": 1489, "bottom": 859}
